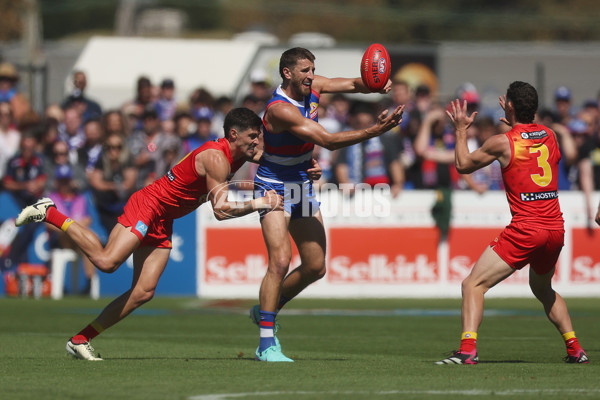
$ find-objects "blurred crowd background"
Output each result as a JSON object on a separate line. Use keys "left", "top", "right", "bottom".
{"left": 2, "top": 0, "right": 600, "bottom": 295}
{"left": 2, "top": 62, "right": 599, "bottom": 225}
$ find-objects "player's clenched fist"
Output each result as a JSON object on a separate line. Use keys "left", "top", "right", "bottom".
{"left": 260, "top": 189, "right": 284, "bottom": 212}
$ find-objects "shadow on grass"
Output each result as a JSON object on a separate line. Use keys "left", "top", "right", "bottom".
{"left": 426, "top": 359, "right": 529, "bottom": 364}
{"left": 478, "top": 360, "right": 528, "bottom": 364}
{"left": 106, "top": 356, "right": 350, "bottom": 361}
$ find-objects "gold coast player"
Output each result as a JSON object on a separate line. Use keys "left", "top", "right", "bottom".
{"left": 436, "top": 81, "right": 588, "bottom": 365}
{"left": 250, "top": 47, "right": 405, "bottom": 362}
{"left": 15, "top": 108, "right": 293, "bottom": 361}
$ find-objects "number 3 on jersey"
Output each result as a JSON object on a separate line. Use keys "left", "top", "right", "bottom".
{"left": 529, "top": 144, "right": 551, "bottom": 187}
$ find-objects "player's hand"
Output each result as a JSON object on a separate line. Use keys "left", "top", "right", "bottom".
{"left": 307, "top": 158, "right": 322, "bottom": 181}
{"left": 261, "top": 189, "right": 284, "bottom": 212}
{"left": 379, "top": 79, "right": 393, "bottom": 94}
{"left": 370, "top": 104, "right": 405, "bottom": 136}
{"left": 446, "top": 99, "right": 477, "bottom": 133}
{"left": 498, "top": 95, "right": 511, "bottom": 127}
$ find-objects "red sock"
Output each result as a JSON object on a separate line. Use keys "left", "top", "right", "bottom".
{"left": 71, "top": 324, "right": 102, "bottom": 344}
{"left": 459, "top": 338, "right": 477, "bottom": 354}
{"left": 566, "top": 338, "right": 583, "bottom": 355}
{"left": 45, "top": 207, "right": 69, "bottom": 229}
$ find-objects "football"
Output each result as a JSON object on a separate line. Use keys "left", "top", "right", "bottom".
{"left": 360, "top": 43, "right": 391, "bottom": 92}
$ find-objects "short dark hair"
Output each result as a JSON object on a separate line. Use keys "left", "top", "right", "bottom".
{"left": 223, "top": 107, "right": 262, "bottom": 138}
{"left": 506, "top": 81, "right": 538, "bottom": 123}
{"left": 279, "top": 47, "right": 315, "bottom": 79}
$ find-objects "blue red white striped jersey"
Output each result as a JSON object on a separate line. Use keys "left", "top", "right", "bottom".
{"left": 255, "top": 86, "right": 320, "bottom": 183}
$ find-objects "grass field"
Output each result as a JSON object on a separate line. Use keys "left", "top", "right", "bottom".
{"left": 0, "top": 296, "right": 598, "bottom": 400}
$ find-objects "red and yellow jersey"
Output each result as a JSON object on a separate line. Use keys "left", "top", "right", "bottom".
{"left": 140, "top": 138, "right": 244, "bottom": 221}
{"left": 501, "top": 123, "right": 563, "bottom": 229}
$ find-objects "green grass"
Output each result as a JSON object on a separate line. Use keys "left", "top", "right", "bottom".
{"left": 0, "top": 297, "right": 598, "bottom": 400}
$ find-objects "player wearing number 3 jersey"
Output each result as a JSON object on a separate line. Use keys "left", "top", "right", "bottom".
{"left": 501, "top": 123, "right": 563, "bottom": 230}
{"left": 436, "top": 81, "right": 588, "bottom": 365}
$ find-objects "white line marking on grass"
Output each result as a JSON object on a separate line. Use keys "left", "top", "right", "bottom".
{"left": 189, "top": 388, "right": 600, "bottom": 399}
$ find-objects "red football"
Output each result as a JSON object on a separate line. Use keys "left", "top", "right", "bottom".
{"left": 360, "top": 43, "right": 391, "bottom": 92}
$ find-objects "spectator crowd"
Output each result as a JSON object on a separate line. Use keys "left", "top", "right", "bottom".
{"left": 1, "top": 61, "right": 600, "bottom": 283}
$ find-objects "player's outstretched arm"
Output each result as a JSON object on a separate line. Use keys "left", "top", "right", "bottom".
{"left": 266, "top": 102, "right": 404, "bottom": 151}
{"left": 447, "top": 99, "right": 508, "bottom": 174}
{"left": 314, "top": 76, "right": 392, "bottom": 95}
{"left": 201, "top": 150, "right": 283, "bottom": 220}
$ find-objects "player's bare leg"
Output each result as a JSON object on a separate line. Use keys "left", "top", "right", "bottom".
{"left": 282, "top": 210, "right": 326, "bottom": 300}
{"left": 65, "top": 222, "right": 140, "bottom": 273}
{"left": 255, "top": 210, "right": 293, "bottom": 361}
{"left": 15, "top": 197, "right": 140, "bottom": 274}
{"left": 461, "top": 246, "right": 514, "bottom": 333}
{"left": 529, "top": 268, "right": 589, "bottom": 363}
{"left": 437, "top": 246, "right": 513, "bottom": 365}
{"left": 67, "top": 246, "right": 169, "bottom": 360}
{"left": 94, "top": 246, "right": 170, "bottom": 329}
{"left": 259, "top": 210, "right": 292, "bottom": 312}
{"left": 529, "top": 267, "right": 573, "bottom": 333}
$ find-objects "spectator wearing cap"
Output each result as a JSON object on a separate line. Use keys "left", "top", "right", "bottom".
{"left": 0, "top": 62, "right": 31, "bottom": 124}
{"left": 61, "top": 70, "right": 102, "bottom": 123}
{"left": 155, "top": 78, "right": 177, "bottom": 122}
{"left": 456, "top": 82, "right": 480, "bottom": 114}
{"left": 248, "top": 69, "right": 271, "bottom": 115}
{"left": 43, "top": 139, "right": 88, "bottom": 193}
{"left": 47, "top": 163, "right": 97, "bottom": 294}
{"left": 181, "top": 115, "right": 217, "bottom": 155}
{"left": 554, "top": 86, "right": 573, "bottom": 125}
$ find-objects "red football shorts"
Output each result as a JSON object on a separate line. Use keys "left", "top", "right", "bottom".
{"left": 490, "top": 221, "right": 564, "bottom": 275}
{"left": 117, "top": 190, "right": 173, "bottom": 249}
